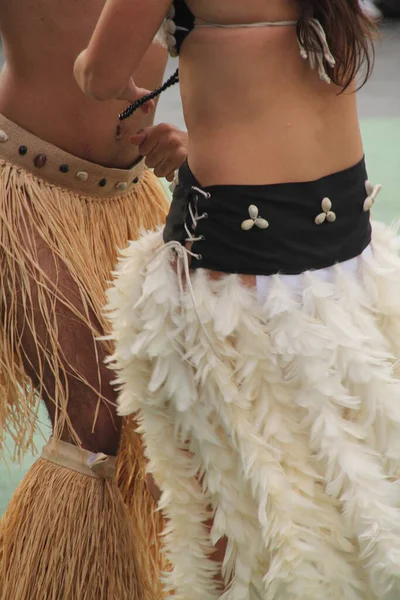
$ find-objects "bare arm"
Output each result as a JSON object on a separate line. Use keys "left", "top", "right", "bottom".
{"left": 74, "top": 0, "right": 170, "bottom": 101}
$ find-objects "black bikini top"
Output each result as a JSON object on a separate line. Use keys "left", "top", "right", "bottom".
{"left": 119, "top": 3, "right": 335, "bottom": 121}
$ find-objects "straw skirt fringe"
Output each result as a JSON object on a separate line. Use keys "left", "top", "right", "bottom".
{"left": 0, "top": 162, "right": 168, "bottom": 596}
{"left": 0, "top": 162, "right": 167, "bottom": 460}
{"left": 0, "top": 457, "right": 150, "bottom": 600}
{"left": 107, "top": 221, "right": 400, "bottom": 600}
{"left": 116, "top": 417, "right": 166, "bottom": 598}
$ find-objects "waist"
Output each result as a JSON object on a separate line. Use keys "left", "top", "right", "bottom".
{"left": 180, "top": 54, "right": 361, "bottom": 185}
{"left": 0, "top": 113, "right": 146, "bottom": 198}
{"left": 0, "top": 73, "right": 148, "bottom": 168}
{"left": 163, "top": 158, "right": 374, "bottom": 276}
{"left": 186, "top": 132, "right": 364, "bottom": 186}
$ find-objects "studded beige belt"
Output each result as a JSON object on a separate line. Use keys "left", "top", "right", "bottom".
{"left": 0, "top": 113, "right": 145, "bottom": 198}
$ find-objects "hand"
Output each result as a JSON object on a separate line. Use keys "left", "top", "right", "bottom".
{"left": 117, "top": 78, "right": 155, "bottom": 114}
{"left": 130, "top": 124, "right": 188, "bottom": 181}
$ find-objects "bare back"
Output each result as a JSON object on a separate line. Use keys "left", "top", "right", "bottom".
{"left": 0, "top": 0, "right": 167, "bottom": 167}
{"left": 180, "top": 0, "right": 364, "bottom": 185}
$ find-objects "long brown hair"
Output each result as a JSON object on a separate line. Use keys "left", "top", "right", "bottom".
{"left": 298, "top": 0, "right": 376, "bottom": 89}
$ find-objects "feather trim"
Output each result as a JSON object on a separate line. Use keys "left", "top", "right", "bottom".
{"left": 107, "top": 223, "right": 400, "bottom": 599}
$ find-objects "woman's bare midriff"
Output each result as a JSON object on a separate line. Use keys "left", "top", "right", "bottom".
{"left": 0, "top": 0, "right": 167, "bottom": 168}
{"left": 181, "top": 0, "right": 364, "bottom": 187}
{"left": 178, "top": 0, "right": 364, "bottom": 288}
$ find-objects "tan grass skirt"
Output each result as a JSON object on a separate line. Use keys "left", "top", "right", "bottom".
{"left": 0, "top": 113, "right": 168, "bottom": 597}
{"left": 0, "top": 439, "right": 151, "bottom": 600}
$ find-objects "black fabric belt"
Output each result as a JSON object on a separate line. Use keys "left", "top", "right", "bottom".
{"left": 163, "top": 159, "right": 372, "bottom": 276}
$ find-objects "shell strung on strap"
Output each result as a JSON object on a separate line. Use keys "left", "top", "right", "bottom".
{"left": 297, "top": 18, "right": 336, "bottom": 84}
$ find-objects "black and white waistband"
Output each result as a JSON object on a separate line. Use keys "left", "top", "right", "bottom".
{"left": 163, "top": 158, "right": 377, "bottom": 276}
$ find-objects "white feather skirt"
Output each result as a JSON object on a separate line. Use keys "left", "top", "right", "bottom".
{"left": 107, "top": 221, "right": 400, "bottom": 600}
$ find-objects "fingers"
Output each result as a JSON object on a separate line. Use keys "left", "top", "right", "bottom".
{"left": 130, "top": 127, "right": 158, "bottom": 157}
{"left": 130, "top": 123, "right": 188, "bottom": 178}
{"left": 166, "top": 170, "right": 176, "bottom": 182}
{"left": 140, "top": 101, "right": 154, "bottom": 114}
{"left": 134, "top": 87, "right": 155, "bottom": 114}
{"left": 117, "top": 80, "right": 155, "bottom": 113}
{"left": 153, "top": 150, "right": 187, "bottom": 179}
{"left": 129, "top": 130, "right": 148, "bottom": 146}
{"left": 116, "top": 78, "right": 140, "bottom": 103}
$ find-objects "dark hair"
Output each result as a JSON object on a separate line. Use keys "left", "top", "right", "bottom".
{"left": 298, "top": 0, "right": 376, "bottom": 90}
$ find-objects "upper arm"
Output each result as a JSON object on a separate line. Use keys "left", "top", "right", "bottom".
{"left": 79, "top": 0, "right": 171, "bottom": 98}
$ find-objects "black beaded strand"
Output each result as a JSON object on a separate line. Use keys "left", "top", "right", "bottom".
{"left": 119, "top": 69, "right": 179, "bottom": 121}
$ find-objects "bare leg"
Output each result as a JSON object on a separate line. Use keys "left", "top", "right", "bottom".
{"left": 14, "top": 225, "right": 121, "bottom": 455}
{"left": 0, "top": 220, "right": 147, "bottom": 600}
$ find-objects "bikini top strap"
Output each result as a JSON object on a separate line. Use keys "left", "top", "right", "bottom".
{"left": 194, "top": 18, "right": 298, "bottom": 29}
{"left": 166, "top": 4, "right": 336, "bottom": 84}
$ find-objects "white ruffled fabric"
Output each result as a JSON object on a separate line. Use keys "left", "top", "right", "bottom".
{"left": 107, "top": 221, "right": 400, "bottom": 600}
